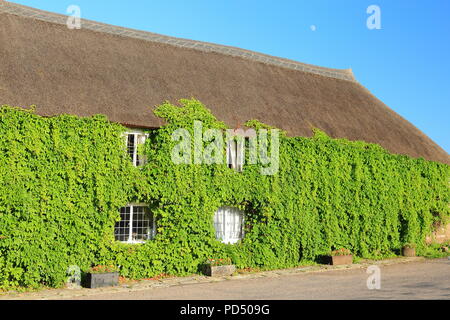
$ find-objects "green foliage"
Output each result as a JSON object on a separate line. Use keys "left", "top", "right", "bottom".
{"left": 330, "top": 248, "right": 352, "bottom": 256}
{"left": 0, "top": 99, "right": 449, "bottom": 289}
{"left": 0, "top": 105, "right": 136, "bottom": 289}
{"left": 421, "top": 241, "right": 450, "bottom": 259}
{"left": 205, "top": 258, "right": 233, "bottom": 267}
{"left": 87, "top": 265, "right": 119, "bottom": 274}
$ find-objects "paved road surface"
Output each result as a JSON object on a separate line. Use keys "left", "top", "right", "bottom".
{"left": 70, "top": 258, "right": 450, "bottom": 300}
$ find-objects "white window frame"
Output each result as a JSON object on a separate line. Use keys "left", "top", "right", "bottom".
{"left": 115, "top": 203, "right": 156, "bottom": 244}
{"left": 213, "top": 206, "right": 245, "bottom": 244}
{"left": 227, "top": 139, "right": 245, "bottom": 172}
{"left": 227, "top": 130, "right": 255, "bottom": 172}
{"left": 124, "top": 129, "right": 149, "bottom": 167}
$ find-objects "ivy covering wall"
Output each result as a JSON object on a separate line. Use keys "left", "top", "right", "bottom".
{"left": 0, "top": 100, "right": 449, "bottom": 289}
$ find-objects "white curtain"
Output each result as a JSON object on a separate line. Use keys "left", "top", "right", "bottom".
{"left": 227, "top": 140, "right": 236, "bottom": 169}
{"left": 227, "top": 139, "right": 244, "bottom": 172}
{"left": 235, "top": 139, "right": 244, "bottom": 172}
{"left": 214, "top": 206, "right": 244, "bottom": 244}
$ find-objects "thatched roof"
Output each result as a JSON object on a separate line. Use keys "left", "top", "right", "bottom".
{"left": 0, "top": 2, "right": 448, "bottom": 164}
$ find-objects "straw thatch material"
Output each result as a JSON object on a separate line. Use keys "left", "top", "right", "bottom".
{"left": 0, "top": 2, "right": 448, "bottom": 164}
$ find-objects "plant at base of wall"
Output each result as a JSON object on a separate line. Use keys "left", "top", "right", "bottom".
{"left": 205, "top": 258, "right": 232, "bottom": 267}
{"left": 330, "top": 248, "right": 352, "bottom": 256}
{"left": 87, "top": 265, "right": 119, "bottom": 274}
{"left": 401, "top": 243, "right": 417, "bottom": 257}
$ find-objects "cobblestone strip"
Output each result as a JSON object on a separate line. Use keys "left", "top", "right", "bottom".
{"left": 0, "top": 1, "right": 356, "bottom": 82}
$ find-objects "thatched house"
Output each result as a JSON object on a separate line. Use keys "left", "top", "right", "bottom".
{"left": 1, "top": 2, "right": 448, "bottom": 165}
{"left": 1, "top": 3, "right": 449, "bottom": 287}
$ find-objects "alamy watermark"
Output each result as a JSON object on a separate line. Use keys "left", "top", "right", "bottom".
{"left": 66, "top": 265, "right": 81, "bottom": 289}
{"left": 66, "top": 5, "right": 81, "bottom": 29}
{"left": 171, "top": 121, "right": 279, "bottom": 175}
{"left": 367, "top": 5, "right": 382, "bottom": 30}
{"left": 366, "top": 265, "right": 381, "bottom": 290}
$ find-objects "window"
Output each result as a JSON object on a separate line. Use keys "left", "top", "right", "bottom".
{"left": 125, "top": 130, "right": 148, "bottom": 166}
{"left": 115, "top": 204, "right": 155, "bottom": 243}
{"left": 213, "top": 206, "right": 244, "bottom": 244}
{"left": 226, "top": 139, "right": 245, "bottom": 172}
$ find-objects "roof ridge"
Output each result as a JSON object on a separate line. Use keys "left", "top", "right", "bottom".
{"left": 0, "top": 1, "right": 356, "bottom": 82}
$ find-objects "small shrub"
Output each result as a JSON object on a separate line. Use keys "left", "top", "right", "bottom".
{"left": 205, "top": 258, "right": 233, "bottom": 267}
{"left": 331, "top": 248, "right": 352, "bottom": 256}
{"left": 87, "top": 265, "right": 119, "bottom": 274}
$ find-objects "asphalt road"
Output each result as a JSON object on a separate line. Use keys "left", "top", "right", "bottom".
{"left": 70, "top": 258, "right": 450, "bottom": 300}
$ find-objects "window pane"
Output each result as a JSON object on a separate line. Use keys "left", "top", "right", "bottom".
{"left": 226, "top": 139, "right": 244, "bottom": 172}
{"left": 127, "top": 134, "right": 135, "bottom": 163}
{"left": 132, "top": 206, "right": 154, "bottom": 241}
{"left": 136, "top": 134, "right": 147, "bottom": 166}
{"left": 115, "top": 206, "right": 131, "bottom": 242}
{"left": 214, "top": 206, "right": 244, "bottom": 244}
{"left": 214, "top": 208, "right": 225, "bottom": 240}
{"left": 115, "top": 205, "right": 154, "bottom": 242}
{"left": 235, "top": 139, "right": 244, "bottom": 172}
{"left": 227, "top": 140, "right": 236, "bottom": 169}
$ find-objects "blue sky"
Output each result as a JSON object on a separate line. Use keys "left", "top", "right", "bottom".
{"left": 9, "top": 0, "right": 450, "bottom": 153}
